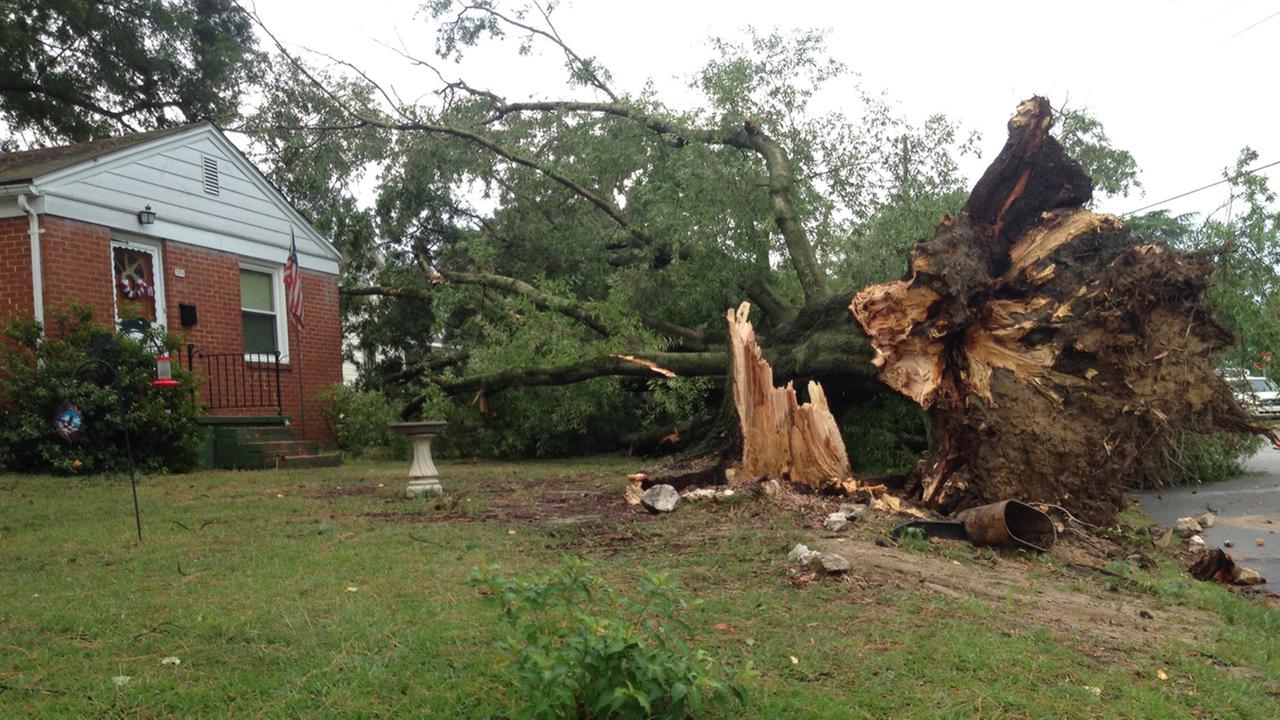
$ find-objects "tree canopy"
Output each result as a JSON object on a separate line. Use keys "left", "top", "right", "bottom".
{"left": 0, "top": 0, "right": 262, "bottom": 146}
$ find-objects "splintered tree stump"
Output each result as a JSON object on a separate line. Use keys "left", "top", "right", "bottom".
{"left": 851, "top": 97, "right": 1264, "bottom": 523}
{"left": 727, "top": 302, "right": 853, "bottom": 492}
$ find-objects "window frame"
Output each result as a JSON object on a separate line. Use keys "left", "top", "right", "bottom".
{"left": 238, "top": 258, "right": 290, "bottom": 363}
{"left": 109, "top": 236, "right": 167, "bottom": 330}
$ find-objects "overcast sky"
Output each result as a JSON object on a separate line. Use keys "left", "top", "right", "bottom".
{"left": 251, "top": 0, "right": 1279, "bottom": 220}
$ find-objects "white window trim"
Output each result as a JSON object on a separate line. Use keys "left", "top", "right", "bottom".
{"left": 238, "top": 257, "right": 290, "bottom": 364}
{"left": 109, "top": 236, "right": 167, "bottom": 330}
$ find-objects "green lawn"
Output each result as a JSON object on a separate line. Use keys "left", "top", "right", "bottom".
{"left": 1, "top": 457, "right": 1277, "bottom": 718}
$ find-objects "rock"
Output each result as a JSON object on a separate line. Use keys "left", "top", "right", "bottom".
{"left": 839, "top": 503, "right": 869, "bottom": 522}
{"left": 1173, "top": 517, "right": 1202, "bottom": 538}
{"left": 1232, "top": 566, "right": 1266, "bottom": 586}
{"left": 758, "top": 478, "right": 781, "bottom": 497}
{"left": 1257, "top": 538, "right": 1267, "bottom": 547}
{"left": 640, "top": 484, "right": 679, "bottom": 513}
{"left": 1224, "top": 539, "right": 1234, "bottom": 548}
{"left": 682, "top": 488, "right": 717, "bottom": 501}
{"left": 1197, "top": 512, "right": 1216, "bottom": 529}
{"left": 813, "top": 551, "right": 850, "bottom": 574}
{"left": 823, "top": 512, "right": 850, "bottom": 532}
{"left": 1188, "top": 534, "right": 1206, "bottom": 551}
{"left": 684, "top": 487, "right": 737, "bottom": 502}
{"left": 1153, "top": 528, "right": 1174, "bottom": 548}
{"left": 787, "top": 543, "right": 818, "bottom": 564}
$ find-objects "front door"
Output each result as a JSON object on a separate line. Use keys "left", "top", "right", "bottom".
{"left": 110, "top": 238, "right": 166, "bottom": 328}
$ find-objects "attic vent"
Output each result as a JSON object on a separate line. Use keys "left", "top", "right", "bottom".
{"left": 201, "top": 156, "right": 220, "bottom": 195}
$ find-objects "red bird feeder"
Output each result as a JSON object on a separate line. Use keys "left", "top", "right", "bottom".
{"left": 151, "top": 354, "right": 180, "bottom": 388}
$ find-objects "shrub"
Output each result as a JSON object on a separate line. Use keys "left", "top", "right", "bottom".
{"left": 0, "top": 306, "right": 202, "bottom": 474}
{"left": 314, "top": 384, "right": 410, "bottom": 458}
{"left": 841, "top": 393, "right": 929, "bottom": 475}
{"left": 471, "top": 559, "right": 747, "bottom": 720}
{"left": 1161, "top": 430, "right": 1263, "bottom": 486}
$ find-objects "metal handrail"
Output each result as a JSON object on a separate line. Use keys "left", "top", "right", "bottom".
{"left": 185, "top": 344, "right": 282, "bottom": 415}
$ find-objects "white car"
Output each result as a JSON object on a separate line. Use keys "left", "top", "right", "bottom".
{"left": 1224, "top": 370, "right": 1280, "bottom": 417}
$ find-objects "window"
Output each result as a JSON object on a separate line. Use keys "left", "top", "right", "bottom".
{"left": 1250, "top": 377, "right": 1278, "bottom": 394}
{"left": 240, "top": 269, "right": 278, "bottom": 354}
{"left": 110, "top": 239, "right": 165, "bottom": 328}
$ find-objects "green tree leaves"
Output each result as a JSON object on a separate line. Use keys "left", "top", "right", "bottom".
{"left": 0, "top": 0, "right": 263, "bottom": 144}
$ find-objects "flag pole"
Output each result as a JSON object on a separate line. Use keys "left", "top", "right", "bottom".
{"left": 293, "top": 314, "right": 305, "bottom": 439}
{"left": 285, "top": 227, "right": 307, "bottom": 440}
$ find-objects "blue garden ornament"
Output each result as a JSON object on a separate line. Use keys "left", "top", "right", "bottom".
{"left": 52, "top": 402, "right": 83, "bottom": 441}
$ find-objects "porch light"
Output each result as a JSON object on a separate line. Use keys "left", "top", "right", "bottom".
{"left": 137, "top": 205, "right": 157, "bottom": 225}
{"left": 151, "top": 354, "right": 180, "bottom": 388}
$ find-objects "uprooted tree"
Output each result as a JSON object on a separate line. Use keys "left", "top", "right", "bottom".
{"left": 850, "top": 97, "right": 1264, "bottom": 521}
{"left": 246, "top": 3, "right": 1264, "bottom": 523}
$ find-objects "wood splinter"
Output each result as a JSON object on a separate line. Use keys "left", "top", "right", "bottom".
{"left": 727, "top": 302, "right": 855, "bottom": 493}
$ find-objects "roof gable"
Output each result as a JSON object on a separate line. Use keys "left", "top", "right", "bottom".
{"left": 4, "top": 125, "right": 341, "bottom": 272}
{"left": 0, "top": 125, "right": 198, "bottom": 185}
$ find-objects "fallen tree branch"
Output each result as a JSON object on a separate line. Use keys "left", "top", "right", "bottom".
{"left": 435, "top": 351, "right": 726, "bottom": 394}
{"left": 638, "top": 317, "right": 711, "bottom": 350}
{"left": 341, "top": 285, "right": 428, "bottom": 299}
{"left": 344, "top": 272, "right": 614, "bottom": 336}
{"left": 381, "top": 350, "right": 472, "bottom": 384}
{"left": 441, "top": 270, "right": 612, "bottom": 336}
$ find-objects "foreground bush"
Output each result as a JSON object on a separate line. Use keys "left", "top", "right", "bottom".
{"left": 0, "top": 306, "right": 202, "bottom": 474}
{"left": 471, "top": 559, "right": 747, "bottom": 720}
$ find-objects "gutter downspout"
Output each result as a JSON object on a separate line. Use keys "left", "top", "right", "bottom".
{"left": 16, "top": 191, "right": 44, "bottom": 325}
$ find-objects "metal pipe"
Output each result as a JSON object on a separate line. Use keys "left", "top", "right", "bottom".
{"left": 955, "top": 500, "right": 1056, "bottom": 552}
{"left": 16, "top": 191, "right": 44, "bottom": 324}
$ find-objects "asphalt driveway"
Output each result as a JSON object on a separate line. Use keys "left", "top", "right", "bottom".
{"left": 1136, "top": 445, "right": 1280, "bottom": 587}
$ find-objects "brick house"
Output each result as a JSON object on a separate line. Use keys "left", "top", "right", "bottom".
{"left": 0, "top": 124, "right": 343, "bottom": 459}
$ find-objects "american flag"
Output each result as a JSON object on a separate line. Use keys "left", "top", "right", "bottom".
{"left": 284, "top": 228, "right": 304, "bottom": 329}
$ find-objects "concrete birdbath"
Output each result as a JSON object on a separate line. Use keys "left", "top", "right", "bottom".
{"left": 389, "top": 421, "right": 448, "bottom": 498}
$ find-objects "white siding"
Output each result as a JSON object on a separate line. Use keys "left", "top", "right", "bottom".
{"left": 32, "top": 126, "right": 340, "bottom": 274}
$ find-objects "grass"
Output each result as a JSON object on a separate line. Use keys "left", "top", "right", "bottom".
{"left": 1, "top": 456, "right": 1278, "bottom": 718}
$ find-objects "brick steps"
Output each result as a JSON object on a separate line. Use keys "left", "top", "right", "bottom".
{"left": 204, "top": 418, "right": 340, "bottom": 470}
{"left": 281, "top": 453, "right": 342, "bottom": 469}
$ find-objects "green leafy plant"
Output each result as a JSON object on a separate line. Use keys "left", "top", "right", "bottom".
{"left": 897, "top": 527, "right": 929, "bottom": 553}
{"left": 1160, "top": 430, "right": 1262, "bottom": 486}
{"left": 841, "top": 393, "right": 929, "bottom": 475}
{"left": 0, "top": 305, "right": 202, "bottom": 474}
{"left": 313, "top": 384, "right": 410, "bottom": 459}
{"left": 470, "top": 558, "right": 747, "bottom": 719}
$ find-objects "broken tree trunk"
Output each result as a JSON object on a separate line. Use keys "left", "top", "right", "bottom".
{"left": 851, "top": 97, "right": 1265, "bottom": 523}
{"left": 726, "top": 302, "right": 853, "bottom": 492}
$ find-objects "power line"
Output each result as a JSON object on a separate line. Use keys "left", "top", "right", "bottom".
{"left": 1121, "top": 158, "right": 1280, "bottom": 216}
{"left": 1228, "top": 8, "right": 1280, "bottom": 38}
